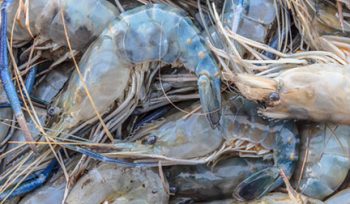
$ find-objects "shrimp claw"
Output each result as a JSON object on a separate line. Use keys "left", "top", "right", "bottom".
{"left": 0, "top": 158, "right": 58, "bottom": 200}
{"left": 0, "top": 0, "right": 36, "bottom": 151}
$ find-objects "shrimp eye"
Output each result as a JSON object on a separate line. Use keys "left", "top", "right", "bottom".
{"left": 268, "top": 92, "right": 280, "bottom": 102}
{"left": 48, "top": 106, "right": 61, "bottom": 116}
{"left": 141, "top": 135, "right": 157, "bottom": 145}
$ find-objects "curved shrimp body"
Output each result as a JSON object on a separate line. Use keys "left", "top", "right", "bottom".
{"left": 7, "top": 0, "right": 118, "bottom": 50}
{"left": 293, "top": 123, "right": 350, "bottom": 200}
{"left": 106, "top": 98, "right": 298, "bottom": 200}
{"left": 167, "top": 158, "right": 272, "bottom": 202}
{"left": 233, "top": 64, "right": 350, "bottom": 124}
{"left": 51, "top": 4, "right": 221, "bottom": 134}
{"left": 66, "top": 164, "right": 168, "bottom": 204}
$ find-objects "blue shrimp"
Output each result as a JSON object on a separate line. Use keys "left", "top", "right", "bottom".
{"left": 0, "top": 0, "right": 37, "bottom": 151}
{"left": 7, "top": 0, "right": 118, "bottom": 50}
{"left": 50, "top": 3, "right": 221, "bottom": 139}
{"left": 61, "top": 96, "right": 298, "bottom": 201}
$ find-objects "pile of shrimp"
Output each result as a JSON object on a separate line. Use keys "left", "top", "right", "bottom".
{"left": 0, "top": 0, "right": 350, "bottom": 203}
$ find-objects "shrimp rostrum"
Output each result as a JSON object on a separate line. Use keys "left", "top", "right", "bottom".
{"left": 232, "top": 63, "right": 350, "bottom": 124}
{"left": 50, "top": 4, "right": 222, "bottom": 135}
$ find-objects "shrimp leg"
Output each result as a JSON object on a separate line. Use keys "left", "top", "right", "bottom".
{"left": 0, "top": 67, "right": 37, "bottom": 108}
{"left": 0, "top": 0, "right": 35, "bottom": 151}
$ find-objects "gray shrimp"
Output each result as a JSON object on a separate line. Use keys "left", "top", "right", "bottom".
{"left": 7, "top": 0, "right": 118, "bottom": 49}
{"left": 7, "top": 0, "right": 118, "bottom": 65}
{"left": 95, "top": 96, "right": 298, "bottom": 200}
{"left": 292, "top": 123, "right": 350, "bottom": 200}
{"left": 49, "top": 4, "right": 222, "bottom": 139}
{"left": 66, "top": 164, "right": 168, "bottom": 204}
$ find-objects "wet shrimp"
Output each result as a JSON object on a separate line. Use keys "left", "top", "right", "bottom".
{"left": 66, "top": 164, "right": 168, "bottom": 204}
{"left": 7, "top": 0, "right": 118, "bottom": 51}
{"left": 292, "top": 123, "right": 350, "bottom": 200}
{"left": 65, "top": 96, "right": 298, "bottom": 200}
{"left": 233, "top": 63, "right": 350, "bottom": 124}
{"left": 49, "top": 3, "right": 222, "bottom": 141}
{"left": 0, "top": 0, "right": 117, "bottom": 152}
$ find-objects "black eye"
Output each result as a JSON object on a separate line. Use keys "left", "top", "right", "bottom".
{"left": 141, "top": 135, "right": 157, "bottom": 145}
{"left": 48, "top": 106, "right": 60, "bottom": 116}
{"left": 269, "top": 92, "right": 280, "bottom": 102}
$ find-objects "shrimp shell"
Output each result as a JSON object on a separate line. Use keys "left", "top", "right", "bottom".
{"left": 293, "top": 123, "right": 350, "bottom": 200}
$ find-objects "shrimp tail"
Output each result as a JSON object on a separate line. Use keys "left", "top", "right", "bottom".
{"left": 233, "top": 167, "right": 282, "bottom": 201}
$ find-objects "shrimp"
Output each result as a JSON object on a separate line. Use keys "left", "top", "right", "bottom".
{"left": 49, "top": 3, "right": 222, "bottom": 139}
{"left": 292, "top": 123, "right": 350, "bottom": 200}
{"left": 167, "top": 158, "right": 272, "bottom": 202}
{"left": 7, "top": 0, "right": 118, "bottom": 51}
{"left": 65, "top": 96, "right": 298, "bottom": 200}
{"left": 232, "top": 63, "right": 350, "bottom": 124}
{"left": 66, "top": 164, "right": 168, "bottom": 204}
{"left": 2, "top": 0, "right": 116, "bottom": 152}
